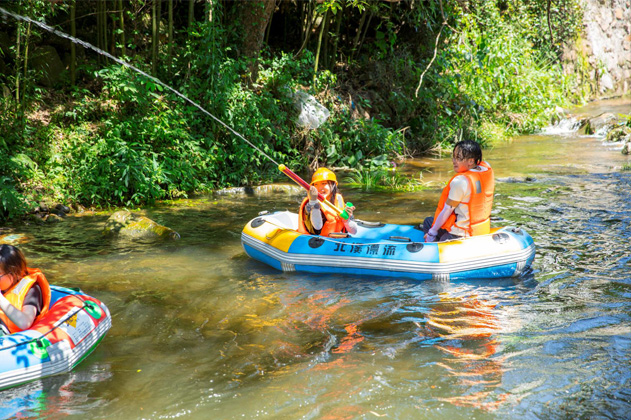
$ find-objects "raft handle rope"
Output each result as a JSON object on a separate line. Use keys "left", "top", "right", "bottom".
{"left": 250, "top": 217, "right": 427, "bottom": 248}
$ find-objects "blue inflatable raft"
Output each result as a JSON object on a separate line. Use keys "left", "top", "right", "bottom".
{"left": 242, "top": 211, "right": 535, "bottom": 281}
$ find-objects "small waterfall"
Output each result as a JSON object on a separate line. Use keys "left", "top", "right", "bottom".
{"left": 540, "top": 117, "right": 585, "bottom": 135}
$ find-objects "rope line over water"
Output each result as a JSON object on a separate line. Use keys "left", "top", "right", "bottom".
{"left": 0, "top": 7, "right": 281, "bottom": 167}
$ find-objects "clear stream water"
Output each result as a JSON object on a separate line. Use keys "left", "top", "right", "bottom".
{"left": 0, "top": 98, "right": 629, "bottom": 419}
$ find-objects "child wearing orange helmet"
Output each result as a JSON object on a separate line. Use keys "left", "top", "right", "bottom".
{"left": 298, "top": 168, "right": 357, "bottom": 236}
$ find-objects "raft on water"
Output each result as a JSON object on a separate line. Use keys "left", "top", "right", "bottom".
{"left": 242, "top": 211, "right": 536, "bottom": 281}
{"left": 0, "top": 286, "right": 111, "bottom": 391}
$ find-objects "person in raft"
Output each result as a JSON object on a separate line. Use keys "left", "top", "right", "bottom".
{"left": 421, "top": 140, "right": 494, "bottom": 242}
{"left": 0, "top": 244, "right": 51, "bottom": 335}
{"left": 298, "top": 168, "right": 358, "bottom": 236}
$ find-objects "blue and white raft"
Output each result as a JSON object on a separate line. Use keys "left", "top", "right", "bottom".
{"left": 242, "top": 211, "right": 536, "bottom": 281}
{"left": 0, "top": 285, "right": 111, "bottom": 390}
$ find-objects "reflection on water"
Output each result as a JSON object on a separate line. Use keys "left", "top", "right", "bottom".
{"left": 2, "top": 98, "right": 631, "bottom": 419}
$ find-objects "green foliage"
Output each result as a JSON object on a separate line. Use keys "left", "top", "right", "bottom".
{"left": 51, "top": 66, "right": 216, "bottom": 206}
{"left": 503, "top": 0, "right": 583, "bottom": 62}
{"left": 0, "top": 0, "right": 589, "bottom": 221}
{"left": 0, "top": 156, "right": 35, "bottom": 222}
{"left": 344, "top": 166, "right": 426, "bottom": 192}
{"left": 0, "top": 177, "right": 29, "bottom": 222}
{"left": 415, "top": 1, "right": 576, "bottom": 148}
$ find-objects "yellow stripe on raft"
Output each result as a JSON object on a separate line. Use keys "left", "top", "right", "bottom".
{"left": 437, "top": 233, "right": 522, "bottom": 263}
{"left": 243, "top": 220, "right": 300, "bottom": 253}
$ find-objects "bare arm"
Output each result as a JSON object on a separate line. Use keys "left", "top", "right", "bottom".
{"left": 425, "top": 200, "right": 458, "bottom": 241}
{"left": 0, "top": 294, "right": 37, "bottom": 330}
{"left": 342, "top": 204, "right": 357, "bottom": 234}
{"left": 307, "top": 186, "right": 324, "bottom": 230}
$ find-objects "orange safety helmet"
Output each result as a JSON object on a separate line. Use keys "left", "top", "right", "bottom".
{"left": 311, "top": 168, "right": 337, "bottom": 185}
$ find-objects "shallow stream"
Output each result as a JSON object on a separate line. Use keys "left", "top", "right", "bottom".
{"left": 1, "top": 98, "right": 630, "bottom": 419}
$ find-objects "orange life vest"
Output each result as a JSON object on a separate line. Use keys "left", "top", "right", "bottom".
{"left": 0, "top": 267, "right": 52, "bottom": 334}
{"left": 433, "top": 161, "right": 494, "bottom": 237}
{"left": 298, "top": 193, "right": 347, "bottom": 237}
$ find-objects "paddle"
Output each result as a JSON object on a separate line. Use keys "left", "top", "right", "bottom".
{"left": 278, "top": 164, "right": 352, "bottom": 220}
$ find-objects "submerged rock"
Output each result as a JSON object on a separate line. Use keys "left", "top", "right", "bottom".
{"left": 496, "top": 176, "right": 537, "bottom": 183}
{"left": 216, "top": 184, "right": 303, "bottom": 196}
{"left": 0, "top": 233, "right": 29, "bottom": 245}
{"left": 104, "top": 210, "right": 180, "bottom": 240}
{"left": 584, "top": 112, "right": 619, "bottom": 135}
{"left": 254, "top": 184, "right": 304, "bottom": 195}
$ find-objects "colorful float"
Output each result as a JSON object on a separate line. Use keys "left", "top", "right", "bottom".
{"left": 242, "top": 211, "right": 535, "bottom": 281}
{"left": 0, "top": 285, "right": 111, "bottom": 390}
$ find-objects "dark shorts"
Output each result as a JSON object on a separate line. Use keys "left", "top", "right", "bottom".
{"left": 421, "top": 217, "right": 463, "bottom": 242}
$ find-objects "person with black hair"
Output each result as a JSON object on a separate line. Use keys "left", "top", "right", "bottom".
{"left": 0, "top": 244, "right": 51, "bottom": 334}
{"left": 421, "top": 140, "right": 495, "bottom": 242}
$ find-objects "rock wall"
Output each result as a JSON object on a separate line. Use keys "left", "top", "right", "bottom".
{"left": 563, "top": 0, "right": 631, "bottom": 98}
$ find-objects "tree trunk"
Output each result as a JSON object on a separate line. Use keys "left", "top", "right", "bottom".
{"left": 22, "top": 22, "right": 31, "bottom": 107}
{"left": 15, "top": 21, "right": 22, "bottom": 102}
{"left": 168, "top": 0, "right": 174, "bottom": 61}
{"left": 236, "top": 0, "right": 276, "bottom": 83}
{"left": 96, "top": 1, "right": 102, "bottom": 63}
{"left": 314, "top": 10, "right": 328, "bottom": 78}
{"left": 330, "top": 5, "right": 344, "bottom": 67}
{"left": 188, "top": 0, "right": 195, "bottom": 29}
{"left": 110, "top": 3, "right": 116, "bottom": 54}
{"left": 101, "top": 1, "right": 108, "bottom": 55}
{"left": 152, "top": 0, "right": 158, "bottom": 75}
{"left": 119, "top": 0, "right": 126, "bottom": 56}
{"left": 321, "top": 11, "right": 331, "bottom": 70}
{"left": 71, "top": 0, "right": 76, "bottom": 85}
{"left": 352, "top": 9, "right": 367, "bottom": 59}
{"left": 264, "top": 2, "right": 273, "bottom": 44}
{"left": 357, "top": 12, "right": 374, "bottom": 54}
{"left": 299, "top": 1, "right": 305, "bottom": 44}
{"left": 296, "top": 1, "right": 317, "bottom": 56}
{"left": 207, "top": 0, "right": 213, "bottom": 22}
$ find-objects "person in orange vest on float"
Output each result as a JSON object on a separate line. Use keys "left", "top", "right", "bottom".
{"left": 0, "top": 244, "right": 51, "bottom": 335}
{"left": 422, "top": 140, "right": 494, "bottom": 242}
{"left": 298, "top": 168, "right": 358, "bottom": 236}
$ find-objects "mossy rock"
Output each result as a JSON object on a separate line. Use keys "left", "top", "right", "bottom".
{"left": 45, "top": 214, "right": 64, "bottom": 223}
{"left": 606, "top": 126, "right": 631, "bottom": 142}
{"left": 104, "top": 210, "right": 180, "bottom": 240}
{"left": 253, "top": 184, "right": 304, "bottom": 195}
